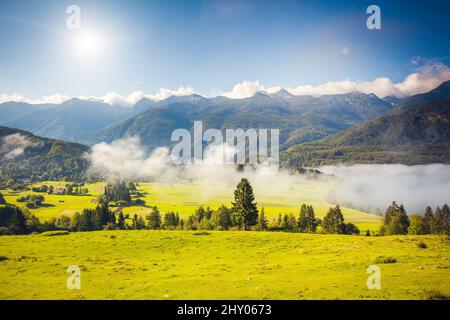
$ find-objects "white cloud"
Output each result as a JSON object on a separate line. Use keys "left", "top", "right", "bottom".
{"left": 341, "top": 46, "right": 350, "bottom": 56}
{"left": 81, "top": 91, "right": 146, "bottom": 108}
{"left": 411, "top": 56, "right": 421, "bottom": 65}
{"left": 218, "top": 63, "right": 450, "bottom": 99}
{"left": 286, "top": 63, "right": 450, "bottom": 98}
{"left": 81, "top": 86, "right": 196, "bottom": 107}
{"left": 0, "top": 87, "right": 196, "bottom": 108}
{"left": 0, "top": 93, "right": 71, "bottom": 105}
{"left": 320, "top": 164, "right": 450, "bottom": 213}
{"left": 220, "top": 80, "right": 281, "bottom": 99}
{"left": 148, "top": 86, "right": 195, "bottom": 101}
{"left": 2, "top": 63, "right": 450, "bottom": 106}
{"left": 84, "top": 136, "right": 174, "bottom": 180}
{"left": 0, "top": 134, "right": 42, "bottom": 160}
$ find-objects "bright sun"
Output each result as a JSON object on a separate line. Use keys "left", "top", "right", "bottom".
{"left": 73, "top": 31, "right": 103, "bottom": 59}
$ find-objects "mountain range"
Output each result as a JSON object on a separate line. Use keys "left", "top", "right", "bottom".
{"left": 1, "top": 90, "right": 393, "bottom": 149}
{"left": 90, "top": 90, "right": 393, "bottom": 150}
{"left": 282, "top": 81, "right": 450, "bottom": 166}
{"left": 0, "top": 98, "right": 133, "bottom": 142}
{"left": 1, "top": 80, "right": 450, "bottom": 180}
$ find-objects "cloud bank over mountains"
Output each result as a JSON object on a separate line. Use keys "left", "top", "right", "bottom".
{"left": 2, "top": 63, "right": 450, "bottom": 107}
{"left": 287, "top": 63, "right": 450, "bottom": 98}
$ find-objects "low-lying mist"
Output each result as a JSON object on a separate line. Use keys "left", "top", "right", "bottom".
{"left": 319, "top": 164, "right": 450, "bottom": 214}
{"left": 0, "top": 133, "right": 42, "bottom": 160}
{"left": 84, "top": 137, "right": 450, "bottom": 214}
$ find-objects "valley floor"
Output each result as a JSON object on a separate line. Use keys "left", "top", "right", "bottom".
{"left": 1, "top": 180, "right": 383, "bottom": 232}
{"left": 0, "top": 231, "right": 448, "bottom": 300}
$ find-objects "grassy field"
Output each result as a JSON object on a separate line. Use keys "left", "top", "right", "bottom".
{"left": 0, "top": 230, "right": 448, "bottom": 300}
{"left": 1, "top": 180, "right": 382, "bottom": 232}
{"left": 1, "top": 182, "right": 105, "bottom": 221}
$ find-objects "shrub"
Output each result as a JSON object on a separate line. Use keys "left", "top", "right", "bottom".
{"left": 374, "top": 256, "right": 397, "bottom": 264}
{"left": 193, "top": 231, "right": 210, "bottom": 236}
{"left": 0, "top": 227, "right": 9, "bottom": 235}
{"left": 0, "top": 255, "right": 8, "bottom": 261}
{"left": 344, "top": 223, "right": 360, "bottom": 235}
{"left": 425, "top": 290, "right": 449, "bottom": 300}
{"left": 40, "top": 230, "right": 69, "bottom": 237}
{"left": 417, "top": 241, "right": 428, "bottom": 249}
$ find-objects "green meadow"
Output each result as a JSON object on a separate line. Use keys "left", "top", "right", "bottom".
{"left": 1, "top": 180, "right": 382, "bottom": 232}
{"left": 0, "top": 231, "right": 448, "bottom": 300}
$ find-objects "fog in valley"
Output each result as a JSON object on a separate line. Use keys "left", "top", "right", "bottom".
{"left": 84, "top": 137, "right": 450, "bottom": 214}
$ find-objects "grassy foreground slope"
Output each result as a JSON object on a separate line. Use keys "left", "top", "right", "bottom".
{"left": 0, "top": 231, "right": 448, "bottom": 300}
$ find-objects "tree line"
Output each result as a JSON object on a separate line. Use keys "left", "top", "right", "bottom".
{"left": 1, "top": 179, "right": 449, "bottom": 236}
{"left": 380, "top": 201, "right": 450, "bottom": 235}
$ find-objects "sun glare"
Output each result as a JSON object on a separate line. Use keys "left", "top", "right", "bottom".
{"left": 72, "top": 30, "right": 103, "bottom": 59}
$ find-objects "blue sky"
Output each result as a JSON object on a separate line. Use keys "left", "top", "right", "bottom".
{"left": 0, "top": 0, "right": 450, "bottom": 102}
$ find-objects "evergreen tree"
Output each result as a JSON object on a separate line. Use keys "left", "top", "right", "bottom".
{"left": 322, "top": 205, "right": 346, "bottom": 234}
{"left": 163, "top": 212, "right": 179, "bottom": 229}
{"left": 257, "top": 207, "right": 268, "bottom": 231}
{"left": 175, "top": 213, "right": 180, "bottom": 227}
{"left": 231, "top": 178, "right": 258, "bottom": 230}
{"left": 408, "top": 215, "right": 426, "bottom": 235}
{"left": 430, "top": 206, "right": 443, "bottom": 234}
{"left": 298, "top": 204, "right": 316, "bottom": 233}
{"left": 205, "top": 207, "right": 214, "bottom": 220}
{"left": 306, "top": 205, "right": 317, "bottom": 232}
{"left": 440, "top": 204, "right": 450, "bottom": 234}
{"left": 380, "top": 202, "right": 409, "bottom": 235}
{"left": 93, "top": 204, "right": 115, "bottom": 229}
{"left": 132, "top": 214, "right": 139, "bottom": 230}
{"left": 423, "top": 206, "right": 434, "bottom": 234}
{"left": 211, "top": 205, "right": 233, "bottom": 230}
{"left": 280, "top": 214, "right": 297, "bottom": 231}
{"left": 298, "top": 204, "right": 308, "bottom": 232}
{"left": 384, "top": 201, "right": 399, "bottom": 226}
{"left": 8, "top": 207, "right": 28, "bottom": 234}
{"left": 194, "top": 207, "right": 207, "bottom": 222}
{"left": 78, "top": 209, "right": 95, "bottom": 231}
{"left": 70, "top": 212, "right": 82, "bottom": 231}
{"left": 0, "top": 192, "right": 6, "bottom": 205}
{"left": 365, "top": 229, "right": 371, "bottom": 236}
{"left": 277, "top": 213, "right": 282, "bottom": 228}
{"left": 132, "top": 214, "right": 145, "bottom": 230}
{"left": 117, "top": 212, "right": 126, "bottom": 230}
{"left": 139, "top": 216, "right": 145, "bottom": 229}
{"left": 0, "top": 205, "right": 28, "bottom": 234}
{"left": 147, "top": 207, "right": 161, "bottom": 230}
{"left": 186, "top": 215, "right": 197, "bottom": 230}
{"left": 104, "top": 181, "right": 132, "bottom": 203}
